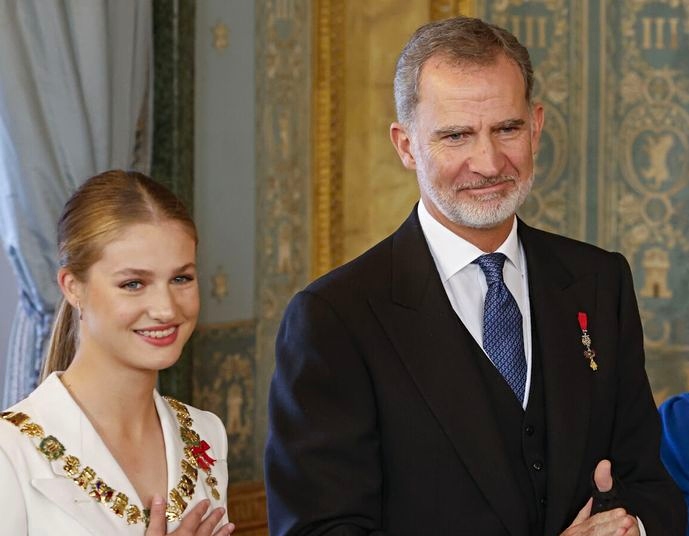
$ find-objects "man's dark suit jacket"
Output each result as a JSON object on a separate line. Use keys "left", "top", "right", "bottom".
{"left": 265, "top": 208, "right": 685, "bottom": 536}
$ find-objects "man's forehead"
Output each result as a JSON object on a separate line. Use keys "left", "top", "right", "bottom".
{"left": 420, "top": 51, "right": 501, "bottom": 77}
{"left": 417, "top": 52, "right": 528, "bottom": 102}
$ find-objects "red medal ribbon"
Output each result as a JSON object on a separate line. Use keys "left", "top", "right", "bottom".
{"left": 191, "top": 440, "right": 216, "bottom": 471}
{"left": 577, "top": 311, "right": 598, "bottom": 371}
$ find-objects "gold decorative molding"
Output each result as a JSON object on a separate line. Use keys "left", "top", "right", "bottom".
{"left": 256, "top": 0, "right": 310, "bottom": 479}
{"left": 311, "top": 0, "right": 346, "bottom": 278}
{"left": 211, "top": 21, "right": 229, "bottom": 51}
{"left": 211, "top": 265, "right": 229, "bottom": 302}
{"left": 430, "top": 0, "right": 477, "bottom": 19}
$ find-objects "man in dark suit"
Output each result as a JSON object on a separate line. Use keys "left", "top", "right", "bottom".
{"left": 264, "top": 16, "right": 685, "bottom": 536}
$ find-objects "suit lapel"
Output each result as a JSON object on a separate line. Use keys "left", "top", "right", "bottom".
{"left": 519, "top": 223, "right": 596, "bottom": 534}
{"left": 370, "top": 210, "right": 530, "bottom": 535}
{"left": 25, "top": 374, "right": 140, "bottom": 534}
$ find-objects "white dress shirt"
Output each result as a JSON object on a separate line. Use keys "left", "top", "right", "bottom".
{"left": 417, "top": 199, "right": 532, "bottom": 408}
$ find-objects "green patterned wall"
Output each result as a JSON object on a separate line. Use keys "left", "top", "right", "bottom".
{"left": 479, "top": 0, "right": 689, "bottom": 401}
{"left": 193, "top": 323, "right": 257, "bottom": 483}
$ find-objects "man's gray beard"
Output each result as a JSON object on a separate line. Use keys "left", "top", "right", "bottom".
{"left": 420, "top": 174, "right": 534, "bottom": 229}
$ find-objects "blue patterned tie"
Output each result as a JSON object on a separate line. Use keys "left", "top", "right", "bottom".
{"left": 474, "top": 253, "right": 527, "bottom": 404}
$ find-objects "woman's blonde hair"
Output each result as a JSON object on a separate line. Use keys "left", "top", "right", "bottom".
{"left": 40, "top": 170, "right": 197, "bottom": 380}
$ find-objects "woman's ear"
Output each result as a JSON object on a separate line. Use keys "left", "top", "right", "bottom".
{"left": 57, "top": 268, "right": 83, "bottom": 308}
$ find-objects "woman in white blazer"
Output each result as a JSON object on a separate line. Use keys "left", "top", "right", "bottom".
{"left": 0, "top": 170, "right": 235, "bottom": 536}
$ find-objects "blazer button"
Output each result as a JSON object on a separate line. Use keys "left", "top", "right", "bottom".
{"left": 525, "top": 425, "right": 535, "bottom": 436}
{"left": 532, "top": 460, "right": 544, "bottom": 471}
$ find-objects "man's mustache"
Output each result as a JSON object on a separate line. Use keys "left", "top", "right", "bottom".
{"left": 453, "top": 175, "right": 517, "bottom": 191}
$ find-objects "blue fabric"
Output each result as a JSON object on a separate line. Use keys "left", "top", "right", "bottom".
{"left": 659, "top": 393, "right": 689, "bottom": 535}
{"left": 3, "top": 302, "right": 52, "bottom": 408}
{"left": 474, "top": 253, "right": 527, "bottom": 404}
{"left": 0, "top": 0, "right": 153, "bottom": 407}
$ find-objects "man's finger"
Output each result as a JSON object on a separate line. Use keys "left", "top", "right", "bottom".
{"left": 144, "top": 495, "right": 168, "bottom": 536}
{"left": 562, "top": 507, "right": 633, "bottom": 535}
{"left": 571, "top": 497, "right": 593, "bottom": 525}
{"left": 594, "top": 459, "right": 613, "bottom": 492}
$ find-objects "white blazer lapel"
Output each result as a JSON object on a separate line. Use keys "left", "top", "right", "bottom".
{"left": 24, "top": 374, "right": 143, "bottom": 534}
{"left": 30, "top": 477, "right": 115, "bottom": 534}
{"left": 156, "top": 393, "right": 227, "bottom": 531}
{"left": 156, "top": 392, "right": 188, "bottom": 518}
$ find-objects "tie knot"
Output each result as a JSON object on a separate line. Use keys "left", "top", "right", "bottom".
{"left": 473, "top": 252, "right": 507, "bottom": 285}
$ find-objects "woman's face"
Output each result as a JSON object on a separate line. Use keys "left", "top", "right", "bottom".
{"left": 68, "top": 219, "right": 199, "bottom": 374}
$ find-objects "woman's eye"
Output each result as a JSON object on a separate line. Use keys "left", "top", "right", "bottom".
{"left": 173, "top": 275, "right": 195, "bottom": 284}
{"left": 121, "top": 280, "right": 143, "bottom": 291}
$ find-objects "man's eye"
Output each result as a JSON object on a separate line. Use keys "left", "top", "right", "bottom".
{"left": 446, "top": 133, "right": 466, "bottom": 142}
{"left": 121, "top": 280, "right": 143, "bottom": 290}
{"left": 498, "top": 124, "right": 523, "bottom": 135}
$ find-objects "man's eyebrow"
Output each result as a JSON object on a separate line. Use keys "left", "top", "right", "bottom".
{"left": 493, "top": 118, "right": 526, "bottom": 130}
{"left": 433, "top": 125, "right": 474, "bottom": 137}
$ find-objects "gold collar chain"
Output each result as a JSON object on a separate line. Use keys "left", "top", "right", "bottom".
{"left": 1, "top": 396, "right": 221, "bottom": 527}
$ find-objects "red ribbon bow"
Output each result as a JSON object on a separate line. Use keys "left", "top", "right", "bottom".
{"left": 191, "top": 440, "right": 216, "bottom": 471}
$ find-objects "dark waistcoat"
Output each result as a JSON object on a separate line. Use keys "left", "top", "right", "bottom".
{"left": 473, "top": 327, "right": 548, "bottom": 535}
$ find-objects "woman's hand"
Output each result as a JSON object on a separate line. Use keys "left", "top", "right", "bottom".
{"left": 145, "top": 496, "right": 235, "bottom": 536}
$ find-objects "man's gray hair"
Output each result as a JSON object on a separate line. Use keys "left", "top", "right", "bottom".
{"left": 393, "top": 16, "right": 534, "bottom": 126}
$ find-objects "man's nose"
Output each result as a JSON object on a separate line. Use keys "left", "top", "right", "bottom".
{"left": 149, "top": 286, "right": 175, "bottom": 321}
{"left": 467, "top": 136, "right": 504, "bottom": 177}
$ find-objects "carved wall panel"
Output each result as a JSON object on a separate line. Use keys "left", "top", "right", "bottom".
{"left": 255, "top": 0, "right": 312, "bottom": 477}
{"left": 600, "top": 0, "right": 689, "bottom": 400}
{"left": 193, "top": 322, "right": 257, "bottom": 482}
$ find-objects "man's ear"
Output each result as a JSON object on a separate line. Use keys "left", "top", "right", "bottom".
{"left": 530, "top": 102, "right": 545, "bottom": 154}
{"left": 57, "top": 268, "right": 83, "bottom": 308}
{"left": 390, "top": 122, "right": 417, "bottom": 170}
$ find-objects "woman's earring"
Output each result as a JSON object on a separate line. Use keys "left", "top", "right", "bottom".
{"left": 76, "top": 301, "right": 83, "bottom": 321}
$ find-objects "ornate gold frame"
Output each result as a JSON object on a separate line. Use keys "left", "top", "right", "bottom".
{"left": 311, "top": 0, "right": 477, "bottom": 278}
{"left": 311, "top": 0, "right": 346, "bottom": 278}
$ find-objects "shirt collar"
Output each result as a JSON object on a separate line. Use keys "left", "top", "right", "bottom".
{"left": 417, "top": 199, "right": 523, "bottom": 282}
